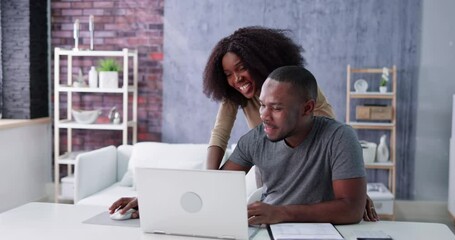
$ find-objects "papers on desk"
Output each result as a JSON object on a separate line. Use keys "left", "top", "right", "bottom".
{"left": 353, "top": 230, "right": 392, "bottom": 240}
{"left": 269, "top": 223, "right": 343, "bottom": 240}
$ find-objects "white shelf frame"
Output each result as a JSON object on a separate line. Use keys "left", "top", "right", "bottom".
{"left": 53, "top": 48, "right": 138, "bottom": 202}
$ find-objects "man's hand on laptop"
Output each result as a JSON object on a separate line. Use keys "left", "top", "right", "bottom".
{"left": 109, "top": 197, "right": 140, "bottom": 219}
{"left": 247, "top": 202, "right": 283, "bottom": 225}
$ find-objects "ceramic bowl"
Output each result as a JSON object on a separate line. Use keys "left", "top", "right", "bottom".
{"left": 72, "top": 109, "right": 101, "bottom": 124}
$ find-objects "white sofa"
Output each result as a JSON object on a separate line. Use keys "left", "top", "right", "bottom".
{"left": 74, "top": 142, "right": 259, "bottom": 206}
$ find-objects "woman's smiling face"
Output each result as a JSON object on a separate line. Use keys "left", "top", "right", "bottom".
{"left": 222, "top": 52, "right": 256, "bottom": 99}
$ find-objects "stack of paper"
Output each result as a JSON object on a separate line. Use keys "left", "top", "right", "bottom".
{"left": 269, "top": 223, "right": 343, "bottom": 240}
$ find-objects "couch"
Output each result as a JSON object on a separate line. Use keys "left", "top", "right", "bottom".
{"left": 74, "top": 142, "right": 259, "bottom": 206}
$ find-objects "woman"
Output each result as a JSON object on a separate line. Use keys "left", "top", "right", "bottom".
{"left": 203, "top": 26, "right": 378, "bottom": 221}
{"left": 203, "top": 26, "right": 334, "bottom": 169}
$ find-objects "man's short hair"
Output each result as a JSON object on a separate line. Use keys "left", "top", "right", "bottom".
{"left": 268, "top": 65, "right": 318, "bottom": 101}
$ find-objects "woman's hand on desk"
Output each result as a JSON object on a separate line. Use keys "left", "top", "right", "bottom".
{"left": 108, "top": 197, "right": 140, "bottom": 219}
{"left": 363, "top": 195, "right": 379, "bottom": 221}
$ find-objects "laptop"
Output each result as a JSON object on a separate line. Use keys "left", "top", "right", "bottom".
{"left": 136, "top": 168, "right": 253, "bottom": 239}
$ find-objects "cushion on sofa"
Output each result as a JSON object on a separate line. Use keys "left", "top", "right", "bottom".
{"left": 77, "top": 182, "right": 137, "bottom": 207}
{"left": 120, "top": 142, "right": 211, "bottom": 187}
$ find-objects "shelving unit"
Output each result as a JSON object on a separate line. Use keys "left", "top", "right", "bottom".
{"left": 346, "top": 65, "right": 397, "bottom": 219}
{"left": 53, "top": 48, "right": 138, "bottom": 202}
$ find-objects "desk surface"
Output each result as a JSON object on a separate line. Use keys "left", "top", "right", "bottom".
{"left": 0, "top": 202, "right": 453, "bottom": 240}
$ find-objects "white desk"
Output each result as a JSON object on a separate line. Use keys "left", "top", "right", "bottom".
{"left": 0, "top": 203, "right": 453, "bottom": 240}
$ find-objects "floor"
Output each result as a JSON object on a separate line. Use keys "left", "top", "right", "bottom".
{"left": 394, "top": 200, "right": 455, "bottom": 234}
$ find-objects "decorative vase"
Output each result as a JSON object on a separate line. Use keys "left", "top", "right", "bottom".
{"left": 377, "top": 134, "right": 389, "bottom": 162}
{"left": 88, "top": 66, "right": 98, "bottom": 88}
{"left": 99, "top": 71, "right": 118, "bottom": 89}
{"left": 360, "top": 140, "right": 377, "bottom": 163}
{"left": 379, "top": 86, "right": 387, "bottom": 93}
{"left": 113, "top": 112, "right": 121, "bottom": 124}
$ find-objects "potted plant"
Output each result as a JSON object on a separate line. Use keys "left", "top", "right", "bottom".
{"left": 97, "top": 58, "right": 121, "bottom": 88}
{"left": 379, "top": 67, "right": 389, "bottom": 93}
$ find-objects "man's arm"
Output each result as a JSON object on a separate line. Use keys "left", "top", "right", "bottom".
{"left": 247, "top": 177, "right": 366, "bottom": 225}
{"left": 220, "top": 159, "right": 251, "bottom": 173}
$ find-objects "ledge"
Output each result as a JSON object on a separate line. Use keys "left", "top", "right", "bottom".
{"left": 0, "top": 117, "right": 51, "bottom": 130}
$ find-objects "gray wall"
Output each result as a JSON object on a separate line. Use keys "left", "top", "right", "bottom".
{"left": 163, "top": 0, "right": 421, "bottom": 199}
{"left": 1, "top": 0, "right": 30, "bottom": 118}
{"left": 1, "top": 0, "right": 48, "bottom": 119}
{"left": 413, "top": 0, "right": 455, "bottom": 201}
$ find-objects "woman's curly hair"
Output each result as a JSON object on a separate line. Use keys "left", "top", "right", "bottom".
{"left": 203, "top": 26, "right": 306, "bottom": 106}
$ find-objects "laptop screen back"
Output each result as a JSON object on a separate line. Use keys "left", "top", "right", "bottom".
{"left": 136, "top": 168, "right": 249, "bottom": 239}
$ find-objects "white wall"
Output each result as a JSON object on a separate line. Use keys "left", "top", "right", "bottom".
{"left": 0, "top": 122, "right": 52, "bottom": 213}
{"left": 414, "top": 0, "right": 455, "bottom": 200}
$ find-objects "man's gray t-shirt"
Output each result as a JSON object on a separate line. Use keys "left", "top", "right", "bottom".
{"left": 229, "top": 116, "right": 365, "bottom": 205}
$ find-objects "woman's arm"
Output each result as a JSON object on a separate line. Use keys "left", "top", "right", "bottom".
{"left": 206, "top": 146, "right": 225, "bottom": 169}
{"left": 206, "top": 100, "right": 238, "bottom": 169}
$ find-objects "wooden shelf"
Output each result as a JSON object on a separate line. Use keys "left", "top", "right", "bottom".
{"left": 350, "top": 68, "right": 393, "bottom": 74}
{"left": 346, "top": 65, "right": 397, "bottom": 218}
{"left": 350, "top": 92, "right": 394, "bottom": 99}
{"left": 365, "top": 161, "right": 394, "bottom": 169}
{"left": 348, "top": 121, "right": 395, "bottom": 130}
{"left": 378, "top": 213, "right": 395, "bottom": 221}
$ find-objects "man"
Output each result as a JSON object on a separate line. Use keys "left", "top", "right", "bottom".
{"left": 110, "top": 66, "right": 366, "bottom": 224}
{"left": 222, "top": 65, "right": 366, "bottom": 225}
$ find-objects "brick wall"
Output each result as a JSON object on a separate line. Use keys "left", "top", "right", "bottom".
{"left": 51, "top": 0, "right": 163, "bottom": 151}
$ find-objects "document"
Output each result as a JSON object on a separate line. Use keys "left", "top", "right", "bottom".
{"left": 353, "top": 230, "right": 392, "bottom": 240}
{"left": 269, "top": 223, "right": 343, "bottom": 240}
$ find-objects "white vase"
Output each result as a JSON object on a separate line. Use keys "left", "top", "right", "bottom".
{"left": 99, "top": 71, "right": 118, "bottom": 89}
{"left": 377, "top": 134, "right": 389, "bottom": 162}
{"left": 88, "top": 66, "right": 98, "bottom": 88}
{"left": 379, "top": 86, "right": 387, "bottom": 93}
{"left": 360, "top": 140, "right": 377, "bottom": 163}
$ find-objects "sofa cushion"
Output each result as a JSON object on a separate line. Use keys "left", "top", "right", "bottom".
{"left": 120, "top": 142, "right": 210, "bottom": 188}
{"left": 76, "top": 182, "right": 137, "bottom": 207}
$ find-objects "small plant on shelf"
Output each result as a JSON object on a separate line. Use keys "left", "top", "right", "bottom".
{"left": 380, "top": 67, "right": 389, "bottom": 86}
{"left": 97, "top": 58, "right": 121, "bottom": 88}
{"left": 379, "top": 67, "right": 389, "bottom": 93}
{"left": 97, "top": 58, "right": 121, "bottom": 72}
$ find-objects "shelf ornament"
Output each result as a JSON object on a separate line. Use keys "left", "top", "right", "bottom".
{"left": 89, "top": 15, "right": 94, "bottom": 50}
{"left": 377, "top": 134, "right": 390, "bottom": 163}
{"left": 380, "top": 67, "right": 389, "bottom": 93}
{"left": 72, "top": 68, "right": 87, "bottom": 87}
{"left": 73, "top": 19, "right": 80, "bottom": 50}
